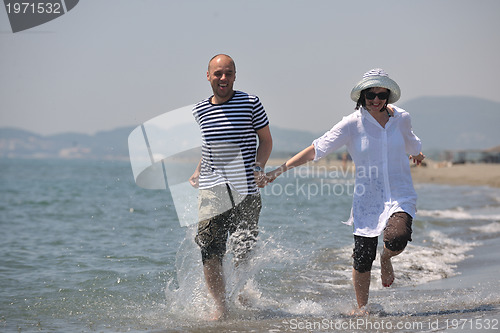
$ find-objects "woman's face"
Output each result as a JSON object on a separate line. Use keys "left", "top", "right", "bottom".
{"left": 364, "top": 87, "right": 389, "bottom": 113}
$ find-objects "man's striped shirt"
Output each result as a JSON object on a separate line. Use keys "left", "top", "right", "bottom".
{"left": 192, "top": 91, "right": 269, "bottom": 194}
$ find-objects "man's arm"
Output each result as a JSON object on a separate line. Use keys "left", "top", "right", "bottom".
{"left": 255, "top": 125, "right": 272, "bottom": 167}
{"left": 255, "top": 125, "right": 273, "bottom": 187}
{"left": 189, "top": 158, "right": 202, "bottom": 188}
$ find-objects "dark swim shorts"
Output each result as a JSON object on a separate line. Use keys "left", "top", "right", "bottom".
{"left": 352, "top": 212, "right": 413, "bottom": 273}
{"left": 195, "top": 184, "right": 262, "bottom": 264}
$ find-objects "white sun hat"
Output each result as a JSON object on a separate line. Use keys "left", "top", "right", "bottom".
{"left": 350, "top": 68, "right": 401, "bottom": 104}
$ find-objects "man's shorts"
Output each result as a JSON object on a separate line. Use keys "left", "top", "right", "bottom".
{"left": 352, "top": 212, "right": 413, "bottom": 273}
{"left": 195, "top": 184, "right": 262, "bottom": 264}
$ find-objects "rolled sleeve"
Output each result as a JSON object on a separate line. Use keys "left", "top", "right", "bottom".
{"left": 401, "top": 112, "right": 422, "bottom": 155}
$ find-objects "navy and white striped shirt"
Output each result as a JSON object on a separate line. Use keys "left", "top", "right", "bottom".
{"left": 193, "top": 91, "right": 269, "bottom": 194}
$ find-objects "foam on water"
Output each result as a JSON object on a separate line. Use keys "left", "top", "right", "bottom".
{"left": 383, "top": 230, "right": 477, "bottom": 285}
{"left": 163, "top": 226, "right": 300, "bottom": 322}
{"left": 470, "top": 221, "right": 500, "bottom": 233}
{"left": 418, "top": 207, "right": 500, "bottom": 221}
{"left": 159, "top": 223, "right": 480, "bottom": 324}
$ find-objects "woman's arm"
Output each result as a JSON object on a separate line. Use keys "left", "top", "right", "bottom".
{"left": 401, "top": 112, "right": 422, "bottom": 156}
{"left": 266, "top": 145, "right": 316, "bottom": 182}
{"left": 266, "top": 115, "right": 351, "bottom": 183}
{"left": 400, "top": 112, "right": 425, "bottom": 165}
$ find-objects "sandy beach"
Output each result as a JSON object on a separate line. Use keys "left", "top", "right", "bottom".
{"left": 267, "top": 158, "right": 500, "bottom": 188}
{"left": 410, "top": 162, "right": 500, "bottom": 188}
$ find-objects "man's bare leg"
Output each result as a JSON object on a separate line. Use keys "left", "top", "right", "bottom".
{"left": 380, "top": 246, "right": 403, "bottom": 287}
{"left": 203, "top": 257, "right": 227, "bottom": 320}
{"left": 351, "top": 268, "right": 371, "bottom": 315}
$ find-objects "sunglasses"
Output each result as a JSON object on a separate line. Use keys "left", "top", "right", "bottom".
{"left": 365, "top": 91, "right": 389, "bottom": 100}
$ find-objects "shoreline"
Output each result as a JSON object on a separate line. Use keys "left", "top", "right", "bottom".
{"left": 267, "top": 158, "right": 500, "bottom": 188}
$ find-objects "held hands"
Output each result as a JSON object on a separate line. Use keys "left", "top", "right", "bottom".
{"left": 189, "top": 164, "right": 285, "bottom": 189}
{"left": 254, "top": 171, "right": 268, "bottom": 188}
{"left": 255, "top": 164, "right": 286, "bottom": 188}
{"left": 255, "top": 163, "right": 286, "bottom": 188}
{"left": 409, "top": 152, "right": 425, "bottom": 165}
{"left": 265, "top": 165, "right": 285, "bottom": 184}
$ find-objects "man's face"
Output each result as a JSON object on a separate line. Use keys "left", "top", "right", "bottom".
{"left": 207, "top": 56, "right": 236, "bottom": 104}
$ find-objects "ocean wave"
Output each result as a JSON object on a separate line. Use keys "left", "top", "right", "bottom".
{"left": 418, "top": 208, "right": 500, "bottom": 221}
{"left": 470, "top": 222, "right": 500, "bottom": 234}
{"left": 366, "top": 230, "right": 478, "bottom": 289}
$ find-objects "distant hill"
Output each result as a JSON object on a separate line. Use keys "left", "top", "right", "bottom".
{"left": 0, "top": 125, "right": 319, "bottom": 160}
{"left": 1, "top": 96, "right": 498, "bottom": 160}
{"left": 268, "top": 127, "right": 320, "bottom": 158}
{"left": 400, "top": 96, "right": 500, "bottom": 150}
{"left": 0, "top": 126, "right": 134, "bottom": 160}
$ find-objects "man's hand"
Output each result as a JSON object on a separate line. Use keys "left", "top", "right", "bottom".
{"left": 189, "top": 171, "right": 200, "bottom": 188}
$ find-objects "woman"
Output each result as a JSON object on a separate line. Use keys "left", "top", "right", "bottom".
{"left": 266, "top": 68, "right": 424, "bottom": 315}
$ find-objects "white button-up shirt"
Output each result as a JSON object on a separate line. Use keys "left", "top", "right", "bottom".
{"left": 313, "top": 106, "right": 422, "bottom": 237}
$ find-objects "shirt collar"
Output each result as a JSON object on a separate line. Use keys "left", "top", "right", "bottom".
{"left": 361, "top": 107, "right": 398, "bottom": 128}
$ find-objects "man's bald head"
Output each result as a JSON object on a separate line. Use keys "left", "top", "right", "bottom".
{"left": 208, "top": 54, "right": 236, "bottom": 73}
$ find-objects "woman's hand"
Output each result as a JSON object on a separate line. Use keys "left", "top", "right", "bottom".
{"left": 265, "top": 164, "right": 286, "bottom": 183}
{"left": 254, "top": 171, "right": 268, "bottom": 188}
{"left": 410, "top": 152, "right": 425, "bottom": 165}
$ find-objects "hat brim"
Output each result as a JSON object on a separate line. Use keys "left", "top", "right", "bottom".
{"left": 350, "top": 76, "right": 401, "bottom": 104}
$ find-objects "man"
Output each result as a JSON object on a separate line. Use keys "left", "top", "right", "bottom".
{"left": 189, "top": 54, "right": 272, "bottom": 320}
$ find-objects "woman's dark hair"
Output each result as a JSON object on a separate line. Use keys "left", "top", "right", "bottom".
{"left": 355, "top": 89, "right": 390, "bottom": 111}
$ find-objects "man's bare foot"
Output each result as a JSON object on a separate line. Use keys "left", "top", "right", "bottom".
{"left": 380, "top": 255, "right": 394, "bottom": 287}
{"left": 209, "top": 305, "right": 228, "bottom": 321}
{"left": 349, "top": 306, "right": 369, "bottom": 316}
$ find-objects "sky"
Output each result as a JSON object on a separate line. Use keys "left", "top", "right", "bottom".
{"left": 1, "top": 0, "right": 500, "bottom": 136}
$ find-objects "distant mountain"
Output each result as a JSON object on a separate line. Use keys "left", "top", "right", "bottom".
{"left": 268, "top": 127, "right": 320, "bottom": 158}
{"left": 1, "top": 96, "right": 498, "bottom": 160}
{"left": 400, "top": 96, "right": 500, "bottom": 150}
{"left": 0, "top": 126, "right": 135, "bottom": 160}
{"left": 0, "top": 125, "right": 318, "bottom": 160}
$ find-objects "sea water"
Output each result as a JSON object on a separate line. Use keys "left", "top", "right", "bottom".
{"left": 1, "top": 158, "right": 499, "bottom": 332}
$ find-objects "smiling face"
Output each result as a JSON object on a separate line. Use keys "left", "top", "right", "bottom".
{"left": 207, "top": 55, "right": 236, "bottom": 104}
{"left": 364, "top": 87, "right": 389, "bottom": 113}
